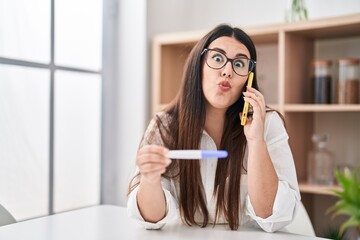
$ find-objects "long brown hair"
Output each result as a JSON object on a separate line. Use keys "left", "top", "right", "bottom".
{"left": 129, "top": 24, "right": 259, "bottom": 230}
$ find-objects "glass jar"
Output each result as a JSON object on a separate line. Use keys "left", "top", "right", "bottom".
{"left": 312, "top": 60, "right": 332, "bottom": 104}
{"left": 337, "top": 58, "right": 360, "bottom": 104}
{"left": 307, "top": 134, "right": 334, "bottom": 185}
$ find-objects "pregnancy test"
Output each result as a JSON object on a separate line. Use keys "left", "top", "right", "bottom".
{"left": 166, "top": 150, "right": 228, "bottom": 159}
{"left": 241, "top": 72, "right": 254, "bottom": 126}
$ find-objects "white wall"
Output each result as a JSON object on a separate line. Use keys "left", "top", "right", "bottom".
{"left": 116, "top": 0, "right": 147, "bottom": 205}
{"left": 147, "top": 0, "right": 360, "bottom": 37}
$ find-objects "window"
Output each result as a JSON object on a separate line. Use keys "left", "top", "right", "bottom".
{"left": 0, "top": 0, "right": 103, "bottom": 220}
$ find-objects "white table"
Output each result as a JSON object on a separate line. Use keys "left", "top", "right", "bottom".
{"left": 0, "top": 205, "right": 327, "bottom": 239}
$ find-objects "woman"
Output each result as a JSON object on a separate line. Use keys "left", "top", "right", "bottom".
{"left": 127, "top": 24, "right": 300, "bottom": 232}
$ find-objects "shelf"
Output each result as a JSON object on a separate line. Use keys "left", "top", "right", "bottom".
{"left": 267, "top": 104, "right": 280, "bottom": 111}
{"left": 284, "top": 104, "right": 360, "bottom": 112}
{"left": 299, "top": 182, "right": 341, "bottom": 196}
{"left": 283, "top": 13, "right": 360, "bottom": 39}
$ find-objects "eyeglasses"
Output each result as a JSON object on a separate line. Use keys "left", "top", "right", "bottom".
{"left": 201, "top": 48, "right": 256, "bottom": 76}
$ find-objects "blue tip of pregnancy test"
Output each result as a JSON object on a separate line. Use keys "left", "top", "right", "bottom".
{"left": 201, "top": 150, "right": 228, "bottom": 159}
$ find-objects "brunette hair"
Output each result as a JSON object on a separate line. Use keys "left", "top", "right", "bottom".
{"left": 129, "top": 24, "right": 259, "bottom": 230}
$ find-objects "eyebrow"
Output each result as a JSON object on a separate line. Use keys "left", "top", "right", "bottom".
{"left": 212, "top": 47, "right": 250, "bottom": 59}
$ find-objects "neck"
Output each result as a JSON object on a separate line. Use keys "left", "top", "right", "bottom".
{"left": 204, "top": 106, "right": 226, "bottom": 149}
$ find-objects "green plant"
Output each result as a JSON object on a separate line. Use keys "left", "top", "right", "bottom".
{"left": 286, "top": 0, "right": 308, "bottom": 22}
{"left": 328, "top": 168, "right": 360, "bottom": 236}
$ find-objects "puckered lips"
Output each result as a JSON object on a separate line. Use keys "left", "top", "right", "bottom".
{"left": 218, "top": 80, "right": 231, "bottom": 92}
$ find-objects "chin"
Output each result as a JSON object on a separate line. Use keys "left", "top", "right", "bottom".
{"left": 210, "top": 102, "right": 232, "bottom": 110}
{"left": 205, "top": 96, "right": 236, "bottom": 110}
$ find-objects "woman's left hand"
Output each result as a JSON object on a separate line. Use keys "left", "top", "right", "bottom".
{"left": 241, "top": 86, "right": 266, "bottom": 143}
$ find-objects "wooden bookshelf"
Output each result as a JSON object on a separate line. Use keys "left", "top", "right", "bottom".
{"left": 299, "top": 182, "right": 341, "bottom": 195}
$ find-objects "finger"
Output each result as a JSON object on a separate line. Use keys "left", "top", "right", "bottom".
{"left": 243, "top": 89, "right": 264, "bottom": 105}
{"left": 137, "top": 147, "right": 169, "bottom": 162}
{"left": 139, "top": 162, "right": 169, "bottom": 174}
{"left": 243, "top": 90, "right": 265, "bottom": 114}
{"left": 138, "top": 145, "right": 169, "bottom": 156}
{"left": 243, "top": 97, "right": 265, "bottom": 119}
{"left": 243, "top": 91, "right": 258, "bottom": 99}
{"left": 243, "top": 117, "right": 253, "bottom": 126}
{"left": 246, "top": 86, "right": 263, "bottom": 99}
{"left": 137, "top": 153, "right": 171, "bottom": 166}
{"left": 245, "top": 87, "right": 265, "bottom": 109}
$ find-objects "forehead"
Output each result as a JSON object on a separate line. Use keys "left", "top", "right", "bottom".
{"left": 208, "top": 36, "right": 250, "bottom": 58}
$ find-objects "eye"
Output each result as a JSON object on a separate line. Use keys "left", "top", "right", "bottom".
{"left": 211, "top": 54, "right": 224, "bottom": 63}
{"left": 234, "top": 59, "right": 246, "bottom": 68}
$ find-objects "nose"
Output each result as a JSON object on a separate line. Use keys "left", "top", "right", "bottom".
{"left": 221, "top": 61, "right": 233, "bottom": 78}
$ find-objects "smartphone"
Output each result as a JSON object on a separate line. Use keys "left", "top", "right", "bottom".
{"left": 240, "top": 72, "right": 254, "bottom": 126}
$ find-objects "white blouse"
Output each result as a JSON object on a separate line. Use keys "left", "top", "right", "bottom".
{"left": 127, "top": 111, "right": 301, "bottom": 232}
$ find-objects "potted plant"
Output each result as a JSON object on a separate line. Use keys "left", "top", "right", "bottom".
{"left": 328, "top": 168, "right": 360, "bottom": 238}
{"left": 285, "top": 0, "right": 308, "bottom": 22}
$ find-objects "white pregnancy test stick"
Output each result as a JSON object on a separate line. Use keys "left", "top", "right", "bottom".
{"left": 166, "top": 150, "right": 228, "bottom": 159}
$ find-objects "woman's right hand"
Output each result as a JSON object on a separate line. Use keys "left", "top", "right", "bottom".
{"left": 136, "top": 145, "right": 171, "bottom": 184}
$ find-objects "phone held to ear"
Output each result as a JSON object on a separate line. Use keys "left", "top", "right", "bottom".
{"left": 240, "top": 72, "right": 254, "bottom": 126}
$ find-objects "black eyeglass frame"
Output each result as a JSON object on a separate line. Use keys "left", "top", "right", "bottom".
{"left": 201, "top": 48, "right": 256, "bottom": 76}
